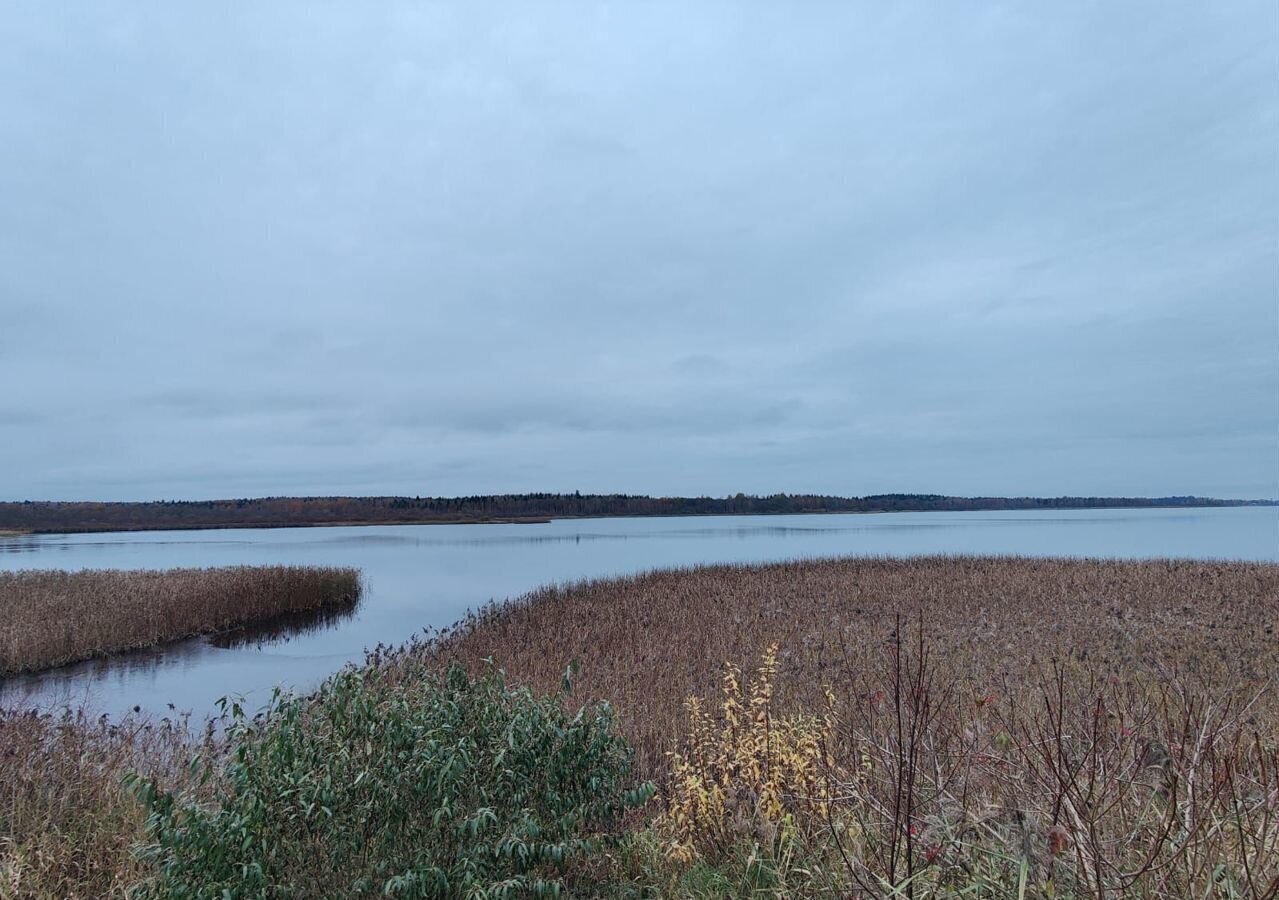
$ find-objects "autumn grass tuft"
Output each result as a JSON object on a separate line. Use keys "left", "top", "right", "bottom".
{"left": 0, "top": 566, "right": 361, "bottom": 676}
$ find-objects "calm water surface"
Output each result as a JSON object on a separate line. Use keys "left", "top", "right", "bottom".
{"left": 2, "top": 507, "right": 1274, "bottom": 718}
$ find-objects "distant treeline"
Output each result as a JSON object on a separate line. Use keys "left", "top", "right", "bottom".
{"left": 0, "top": 493, "right": 1271, "bottom": 534}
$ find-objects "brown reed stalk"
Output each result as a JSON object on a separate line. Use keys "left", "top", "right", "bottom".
{"left": 0, "top": 566, "right": 361, "bottom": 676}
{"left": 423, "top": 556, "right": 1278, "bottom": 895}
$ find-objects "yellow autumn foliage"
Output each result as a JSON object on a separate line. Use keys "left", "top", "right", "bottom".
{"left": 662, "top": 644, "right": 836, "bottom": 862}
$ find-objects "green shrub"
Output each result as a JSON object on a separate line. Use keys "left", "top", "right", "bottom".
{"left": 126, "top": 662, "right": 653, "bottom": 899}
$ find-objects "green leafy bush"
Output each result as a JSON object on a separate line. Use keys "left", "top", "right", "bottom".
{"left": 127, "top": 661, "right": 653, "bottom": 899}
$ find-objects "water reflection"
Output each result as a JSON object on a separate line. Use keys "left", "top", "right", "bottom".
{"left": 209, "top": 594, "right": 363, "bottom": 649}
{"left": 0, "top": 535, "right": 256, "bottom": 554}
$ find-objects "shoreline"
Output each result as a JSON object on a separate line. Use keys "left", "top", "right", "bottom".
{"left": 3, "top": 500, "right": 1274, "bottom": 538}
{"left": 7, "top": 517, "right": 555, "bottom": 536}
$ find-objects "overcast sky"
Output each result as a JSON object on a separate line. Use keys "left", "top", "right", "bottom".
{"left": 1, "top": 2, "right": 1275, "bottom": 502}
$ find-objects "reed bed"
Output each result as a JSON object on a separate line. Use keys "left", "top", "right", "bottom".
{"left": 0, "top": 566, "right": 361, "bottom": 676}
{"left": 425, "top": 556, "right": 1279, "bottom": 896}
{"left": 428, "top": 556, "right": 1279, "bottom": 771}
{"left": 0, "top": 708, "right": 200, "bottom": 899}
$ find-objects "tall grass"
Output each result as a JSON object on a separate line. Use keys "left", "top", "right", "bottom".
{"left": 426, "top": 556, "right": 1279, "bottom": 896}
{"left": 0, "top": 566, "right": 361, "bottom": 676}
{"left": 428, "top": 557, "right": 1279, "bottom": 774}
{"left": 0, "top": 708, "right": 199, "bottom": 898}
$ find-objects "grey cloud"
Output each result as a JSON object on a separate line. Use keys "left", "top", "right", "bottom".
{"left": 0, "top": 1, "right": 1274, "bottom": 501}
{"left": 141, "top": 389, "right": 349, "bottom": 420}
{"left": 0, "top": 409, "right": 47, "bottom": 428}
{"left": 674, "top": 355, "right": 729, "bottom": 377}
{"left": 381, "top": 390, "right": 799, "bottom": 438}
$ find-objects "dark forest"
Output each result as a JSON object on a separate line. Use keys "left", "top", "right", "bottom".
{"left": 0, "top": 493, "right": 1268, "bottom": 534}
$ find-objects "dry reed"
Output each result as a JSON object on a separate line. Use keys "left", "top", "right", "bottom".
{"left": 0, "top": 708, "right": 200, "bottom": 899}
{"left": 424, "top": 556, "right": 1279, "bottom": 895}
{"left": 428, "top": 556, "right": 1278, "bottom": 771}
{"left": 0, "top": 566, "right": 361, "bottom": 677}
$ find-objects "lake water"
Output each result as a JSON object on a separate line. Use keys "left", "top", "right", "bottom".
{"left": 2, "top": 506, "right": 1275, "bottom": 718}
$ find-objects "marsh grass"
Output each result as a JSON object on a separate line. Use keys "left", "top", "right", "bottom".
{"left": 0, "top": 566, "right": 361, "bottom": 676}
{"left": 0, "top": 707, "right": 201, "bottom": 899}
{"left": 427, "top": 556, "right": 1279, "bottom": 897}
{"left": 428, "top": 557, "right": 1278, "bottom": 773}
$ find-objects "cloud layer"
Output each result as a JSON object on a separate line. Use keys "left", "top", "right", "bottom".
{"left": 2, "top": 2, "right": 1275, "bottom": 500}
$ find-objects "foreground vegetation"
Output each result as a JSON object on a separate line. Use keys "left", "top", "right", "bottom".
{"left": 2, "top": 661, "right": 649, "bottom": 899}
{"left": 1, "top": 493, "right": 1266, "bottom": 534}
{"left": 0, "top": 566, "right": 361, "bottom": 676}
{"left": 1, "top": 557, "right": 1276, "bottom": 897}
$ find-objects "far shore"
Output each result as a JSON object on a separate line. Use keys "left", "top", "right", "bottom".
{"left": 2, "top": 493, "right": 1274, "bottom": 537}
{"left": 4, "top": 517, "right": 556, "bottom": 536}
